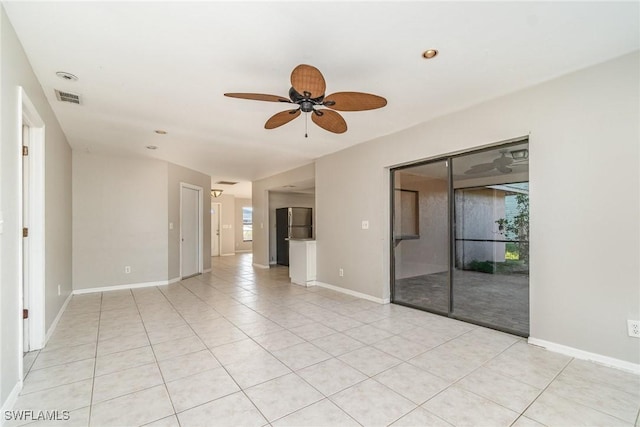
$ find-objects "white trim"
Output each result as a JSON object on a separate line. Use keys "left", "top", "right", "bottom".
{"left": 17, "top": 88, "right": 46, "bottom": 358}
{"left": 311, "top": 281, "right": 390, "bottom": 304}
{"left": 528, "top": 337, "right": 640, "bottom": 375}
{"left": 44, "top": 292, "right": 72, "bottom": 345}
{"left": 252, "top": 263, "right": 270, "bottom": 269}
{"left": 0, "top": 381, "right": 23, "bottom": 426}
{"left": 211, "top": 201, "right": 222, "bottom": 257}
{"left": 235, "top": 250, "right": 252, "bottom": 253}
{"left": 73, "top": 278, "right": 177, "bottom": 295}
{"left": 221, "top": 253, "right": 235, "bottom": 257}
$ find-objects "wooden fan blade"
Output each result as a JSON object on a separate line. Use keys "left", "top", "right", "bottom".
{"left": 265, "top": 109, "right": 301, "bottom": 129}
{"left": 464, "top": 163, "right": 495, "bottom": 174}
{"left": 290, "top": 64, "right": 326, "bottom": 99}
{"left": 311, "top": 109, "right": 347, "bottom": 134}
{"left": 324, "top": 92, "right": 387, "bottom": 111}
{"left": 224, "top": 93, "right": 291, "bottom": 103}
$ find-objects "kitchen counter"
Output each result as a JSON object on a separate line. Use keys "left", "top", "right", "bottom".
{"left": 289, "top": 240, "right": 316, "bottom": 287}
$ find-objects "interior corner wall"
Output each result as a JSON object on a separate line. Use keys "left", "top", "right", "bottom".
{"left": 268, "top": 192, "right": 315, "bottom": 264}
{"left": 1, "top": 4, "right": 72, "bottom": 407}
{"left": 73, "top": 152, "right": 169, "bottom": 289}
{"left": 252, "top": 163, "right": 315, "bottom": 267}
{"left": 167, "top": 163, "right": 211, "bottom": 278}
{"left": 234, "top": 197, "right": 252, "bottom": 253}
{"left": 314, "top": 51, "right": 640, "bottom": 365}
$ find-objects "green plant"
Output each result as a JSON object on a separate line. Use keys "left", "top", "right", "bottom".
{"left": 496, "top": 193, "right": 529, "bottom": 263}
{"left": 468, "top": 260, "right": 495, "bottom": 274}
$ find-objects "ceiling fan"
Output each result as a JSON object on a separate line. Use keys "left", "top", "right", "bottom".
{"left": 224, "top": 64, "right": 387, "bottom": 136}
{"left": 465, "top": 149, "right": 529, "bottom": 175}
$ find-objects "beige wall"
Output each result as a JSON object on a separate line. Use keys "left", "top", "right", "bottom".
{"left": 268, "top": 192, "right": 315, "bottom": 264}
{"left": 73, "top": 153, "right": 169, "bottom": 288}
{"left": 167, "top": 162, "right": 211, "bottom": 278}
{"left": 1, "top": 5, "right": 72, "bottom": 406}
{"left": 235, "top": 198, "right": 253, "bottom": 252}
{"left": 252, "top": 163, "right": 315, "bottom": 267}
{"left": 314, "top": 52, "right": 639, "bottom": 364}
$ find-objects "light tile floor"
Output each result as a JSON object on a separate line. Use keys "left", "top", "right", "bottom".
{"left": 11, "top": 254, "right": 640, "bottom": 427}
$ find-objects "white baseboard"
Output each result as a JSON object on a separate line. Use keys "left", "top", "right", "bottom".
{"left": 235, "top": 250, "right": 252, "bottom": 253}
{"left": 221, "top": 253, "right": 235, "bottom": 257}
{"left": 252, "top": 263, "right": 270, "bottom": 269}
{"left": 73, "top": 278, "right": 178, "bottom": 295}
{"left": 44, "top": 292, "right": 73, "bottom": 346}
{"left": 1, "top": 380, "right": 22, "bottom": 426}
{"left": 528, "top": 337, "right": 640, "bottom": 375}
{"left": 312, "top": 281, "right": 390, "bottom": 305}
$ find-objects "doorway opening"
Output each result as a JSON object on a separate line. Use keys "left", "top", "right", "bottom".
{"left": 211, "top": 202, "right": 221, "bottom": 257}
{"left": 19, "top": 88, "right": 46, "bottom": 376}
{"left": 391, "top": 139, "right": 530, "bottom": 336}
{"left": 180, "top": 183, "right": 203, "bottom": 279}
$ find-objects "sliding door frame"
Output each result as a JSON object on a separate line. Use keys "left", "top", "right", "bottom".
{"left": 390, "top": 136, "right": 530, "bottom": 336}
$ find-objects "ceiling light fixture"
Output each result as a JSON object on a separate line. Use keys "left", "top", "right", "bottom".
{"left": 154, "top": 130, "right": 167, "bottom": 135}
{"left": 56, "top": 71, "right": 78, "bottom": 81}
{"left": 211, "top": 189, "right": 223, "bottom": 198}
{"left": 422, "top": 49, "right": 439, "bottom": 59}
{"left": 146, "top": 145, "right": 158, "bottom": 150}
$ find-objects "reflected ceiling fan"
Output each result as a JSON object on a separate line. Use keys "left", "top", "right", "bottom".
{"left": 224, "top": 64, "right": 387, "bottom": 136}
{"left": 465, "top": 149, "right": 529, "bottom": 175}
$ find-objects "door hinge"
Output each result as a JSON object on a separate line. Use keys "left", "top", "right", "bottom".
{"left": 22, "top": 146, "right": 29, "bottom": 156}
{"left": 23, "top": 309, "right": 28, "bottom": 319}
{"left": 23, "top": 227, "right": 29, "bottom": 237}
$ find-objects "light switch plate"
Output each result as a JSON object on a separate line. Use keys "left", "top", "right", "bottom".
{"left": 361, "top": 220, "right": 369, "bottom": 230}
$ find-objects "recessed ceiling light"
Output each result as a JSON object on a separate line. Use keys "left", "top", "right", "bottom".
{"left": 154, "top": 130, "right": 167, "bottom": 135}
{"left": 56, "top": 71, "right": 78, "bottom": 81}
{"left": 422, "top": 49, "right": 439, "bottom": 59}
{"left": 146, "top": 145, "right": 158, "bottom": 150}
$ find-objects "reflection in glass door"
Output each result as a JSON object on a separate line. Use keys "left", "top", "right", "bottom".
{"left": 391, "top": 141, "right": 530, "bottom": 336}
{"left": 392, "top": 161, "right": 449, "bottom": 314}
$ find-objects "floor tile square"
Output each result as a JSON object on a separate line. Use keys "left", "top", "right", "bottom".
{"left": 178, "top": 391, "right": 267, "bottom": 427}
{"left": 272, "top": 399, "right": 360, "bottom": 427}
{"left": 374, "top": 363, "right": 451, "bottom": 404}
{"left": 90, "top": 385, "right": 174, "bottom": 427}
{"left": 297, "top": 358, "right": 368, "bottom": 396}
{"left": 330, "top": 379, "right": 416, "bottom": 427}
{"left": 338, "top": 346, "right": 402, "bottom": 376}
{"left": 158, "top": 349, "right": 220, "bottom": 382}
{"left": 252, "top": 330, "right": 305, "bottom": 351}
{"left": 166, "top": 367, "right": 240, "bottom": 412}
{"left": 311, "top": 333, "right": 365, "bottom": 356}
{"left": 272, "top": 342, "right": 332, "bottom": 371}
{"left": 244, "top": 373, "right": 324, "bottom": 422}
{"left": 92, "top": 362, "right": 163, "bottom": 403}
{"left": 22, "top": 359, "right": 95, "bottom": 394}
{"left": 95, "top": 346, "right": 156, "bottom": 376}
{"left": 422, "top": 386, "right": 520, "bottom": 427}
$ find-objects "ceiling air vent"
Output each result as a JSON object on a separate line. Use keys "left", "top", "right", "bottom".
{"left": 55, "top": 89, "right": 81, "bottom": 105}
{"left": 216, "top": 181, "right": 238, "bottom": 185}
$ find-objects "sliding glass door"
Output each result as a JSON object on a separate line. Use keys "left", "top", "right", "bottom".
{"left": 391, "top": 141, "right": 530, "bottom": 336}
{"left": 392, "top": 161, "right": 449, "bottom": 314}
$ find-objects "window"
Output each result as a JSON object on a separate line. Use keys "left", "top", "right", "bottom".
{"left": 242, "top": 207, "right": 253, "bottom": 242}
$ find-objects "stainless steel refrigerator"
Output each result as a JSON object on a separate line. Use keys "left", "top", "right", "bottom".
{"left": 276, "top": 207, "right": 313, "bottom": 266}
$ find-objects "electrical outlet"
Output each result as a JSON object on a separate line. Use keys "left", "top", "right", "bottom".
{"left": 125, "top": 266, "right": 131, "bottom": 274}
{"left": 628, "top": 320, "right": 640, "bottom": 338}
{"left": 361, "top": 220, "right": 369, "bottom": 230}
{"left": 339, "top": 268, "right": 344, "bottom": 277}
{"left": 57, "top": 285, "right": 61, "bottom": 296}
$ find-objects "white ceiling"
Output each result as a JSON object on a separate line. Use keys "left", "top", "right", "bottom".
{"left": 4, "top": 1, "right": 638, "bottom": 199}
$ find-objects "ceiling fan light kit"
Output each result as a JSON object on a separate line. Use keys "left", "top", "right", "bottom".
{"left": 224, "top": 64, "right": 387, "bottom": 136}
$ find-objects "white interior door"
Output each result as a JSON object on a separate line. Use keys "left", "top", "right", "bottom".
{"left": 181, "top": 186, "right": 200, "bottom": 278}
{"left": 211, "top": 202, "right": 221, "bottom": 256}
{"left": 22, "top": 124, "right": 30, "bottom": 353}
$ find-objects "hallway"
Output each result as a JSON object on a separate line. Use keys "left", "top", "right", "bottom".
{"left": 12, "top": 254, "right": 640, "bottom": 426}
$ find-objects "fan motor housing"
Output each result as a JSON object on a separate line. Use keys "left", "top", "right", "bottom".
{"left": 289, "top": 87, "right": 324, "bottom": 112}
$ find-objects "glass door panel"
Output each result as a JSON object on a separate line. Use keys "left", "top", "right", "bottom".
{"left": 392, "top": 161, "right": 449, "bottom": 314}
{"left": 451, "top": 144, "right": 530, "bottom": 335}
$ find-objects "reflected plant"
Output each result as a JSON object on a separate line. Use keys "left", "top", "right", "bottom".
{"left": 496, "top": 194, "right": 529, "bottom": 263}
